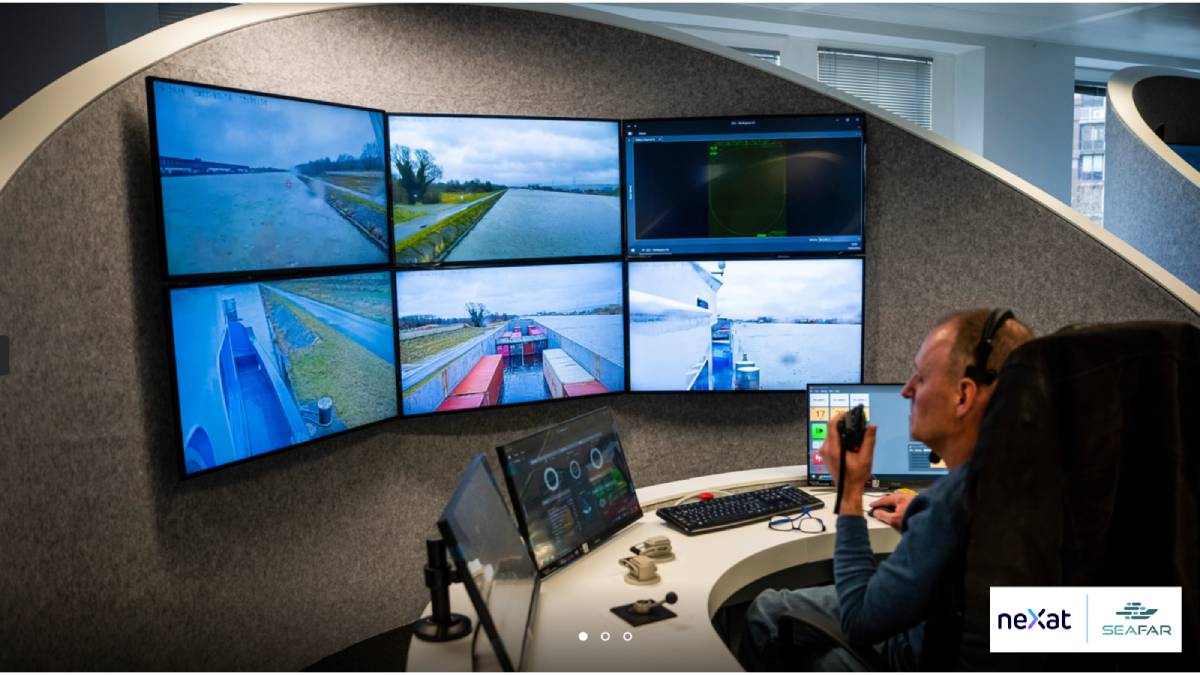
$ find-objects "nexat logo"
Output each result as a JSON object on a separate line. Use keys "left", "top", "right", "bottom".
{"left": 1103, "top": 602, "right": 1172, "bottom": 637}
{"left": 996, "top": 608, "right": 1073, "bottom": 630}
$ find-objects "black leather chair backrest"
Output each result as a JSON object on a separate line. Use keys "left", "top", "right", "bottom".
{"left": 956, "top": 321, "right": 1200, "bottom": 670}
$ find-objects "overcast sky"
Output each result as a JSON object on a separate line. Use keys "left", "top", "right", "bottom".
{"left": 388, "top": 115, "right": 619, "bottom": 187}
{"left": 396, "top": 263, "right": 623, "bottom": 318}
{"left": 153, "top": 81, "right": 382, "bottom": 169}
{"left": 696, "top": 259, "right": 862, "bottom": 322}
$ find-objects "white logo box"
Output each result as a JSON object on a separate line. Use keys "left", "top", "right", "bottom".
{"left": 990, "top": 586, "right": 1181, "bottom": 653}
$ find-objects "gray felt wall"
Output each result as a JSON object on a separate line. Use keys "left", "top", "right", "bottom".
{"left": 1, "top": 5, "right": 1197, "bottom": 670}
{"left": 1105, "top": 75, "right": 1200, "bottom": 291}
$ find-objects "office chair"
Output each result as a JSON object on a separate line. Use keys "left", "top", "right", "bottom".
{"left": 957, "top": 320, "right": 1200, "bottom": 670}
{"left": 776, "top": 321, "right": 1200, "bottom": 671}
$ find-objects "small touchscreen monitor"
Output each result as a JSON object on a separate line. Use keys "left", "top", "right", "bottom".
{"left": 806, "top": 383, "right": 948, "bottom": 486}
{"left": 438, "top": 455, "right": 539, "bottom": 672}
{"left": 497, "top": 408, "right": 642, "bottom": 576}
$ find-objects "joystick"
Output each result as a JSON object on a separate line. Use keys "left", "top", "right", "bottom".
{"left": 611, "top": 591, "right": 679, "bottom": 626}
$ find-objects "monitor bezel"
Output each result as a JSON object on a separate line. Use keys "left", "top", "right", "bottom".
{"left": 624, "top": 254, "right": 866, "bottom": 394}
{"left": 393, "top": 259, "right": 628, "bottom": 420}
{"left": 146, "top": 76, "right": 395, "bottom": 284}
{"left": 804, "top": 382, "right": 947, "bottom": 487}
{"left": 436, "top": 454, "right": 539, "bottom": 673}
{"left": 164, "top": 267, "right": 402, "bottom": 480}
{"left": 495, "top": 407, "right": 643, "bottom": 578}
{"left": 386, "top": 111, "right": 626, "bottom": 267}
{"left": 621, "top": 111, "right": 867, "bottom": 260}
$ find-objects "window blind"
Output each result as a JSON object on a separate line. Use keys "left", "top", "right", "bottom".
{"left": 818, "top": 48, "right": 932, "bottom": 129}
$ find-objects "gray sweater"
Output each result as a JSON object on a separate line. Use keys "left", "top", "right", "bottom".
{"left": 833, "top": 464, "right": 970, "bottom": 669}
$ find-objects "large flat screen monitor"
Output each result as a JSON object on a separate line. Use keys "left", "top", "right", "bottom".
{"left": 496, "top": 407, "right": 642, "bottom": 576}
{"left": 395, "top": 262, "right": 626, "bottom": 416}
{"left": 628, "top": 258, "right": 863, "bottom": 392}
{"left": 438, "top": 455, "right": 539, "bottom": 672}
{"left": 148, "top": 78, "right": 391, "bottom": 278}
{"left": 168, "top": 271, "right": 398, "bottom": 476}
{"left": 388, "top": 114, "right": 621, "bottom": 264}
{"left": 805, "top": 383, "right": 948, "bottom": 486}
{"left": 623, "top": 114, "right": 865, "bottom": 257}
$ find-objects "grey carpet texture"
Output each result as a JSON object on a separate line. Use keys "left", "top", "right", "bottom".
{"left": 0, "top": 4, "right": 1196, "bottom": 670}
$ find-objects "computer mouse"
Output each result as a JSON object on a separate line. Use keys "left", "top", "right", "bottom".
{"left": 868, "top": 505, "right": 896, "bottom": 517}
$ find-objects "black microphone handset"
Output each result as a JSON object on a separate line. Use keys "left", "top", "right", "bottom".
{"left": 833, "top": 404, "right": 866, "bottom": 515}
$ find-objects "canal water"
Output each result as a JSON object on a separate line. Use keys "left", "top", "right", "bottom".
{"left": 732, "top": 323, "right": 862, "bottom": 390}
{"left": 500, "top": 362, "right": 551, "bottom": 404}
{"left": 162, "top": 172, "right": 387, "bottom": 275}
{"left": 444, "top": 188, "right": 620, "bottom": 261}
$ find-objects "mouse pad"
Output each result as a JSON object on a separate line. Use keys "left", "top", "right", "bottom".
{"left": 610, "top": 603, "right": 677, "bottom": 627}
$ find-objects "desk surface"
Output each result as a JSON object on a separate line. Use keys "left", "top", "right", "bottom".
{"left": 408, "top": 466, "right": 901, "bottom": 672}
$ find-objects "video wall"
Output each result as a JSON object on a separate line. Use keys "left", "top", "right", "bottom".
{"left": 151, "top": 77, "right": 866, "bottom": 477}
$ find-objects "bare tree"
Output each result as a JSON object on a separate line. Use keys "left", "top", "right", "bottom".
{"left": 465, "top": 302, "right": 489, "bottom": 327}
{"left": 392, "top": 145, "right": 443, "bottom": 204}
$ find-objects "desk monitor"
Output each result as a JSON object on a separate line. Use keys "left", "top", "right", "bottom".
{"left": 497, "top": 407, "right": 642, "bottom": 576}
{"left": 389, "top": 114, "right": 621, "bottom": 264}
{"left": 148, "top": 77, "right": 390, "bottom": 278}
{"left": 438, "top": 454, "right": 539, "bottom": 672}
{"left": 806, "top": 384, "right": 948, "bottom": 486}
{"left": 623, "top": 113, "right": 864, "bottom": 257}
{"left": 628, "top": 258, "right": 863, "bottom": 392}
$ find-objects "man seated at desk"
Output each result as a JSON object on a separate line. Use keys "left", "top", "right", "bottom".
{"left": 739, "top": 309, "right": 1034, "bottom": 671}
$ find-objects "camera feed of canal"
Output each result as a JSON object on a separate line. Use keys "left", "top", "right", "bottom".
{"left": 170, "top": 271, "right": 397, "bottom": 475}
{"left": 152, "top": 80, "right": 390, "bottom": 276}
{"left": 628, "top": 258, "right": 863, "bottom": 392}
{"left": 394, "top": 263, "right": 626, "bottom": 415}
{"left": 388, "top": 115, "right": 621, "bottom": 264}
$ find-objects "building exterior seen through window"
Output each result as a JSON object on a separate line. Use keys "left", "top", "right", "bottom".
{"left": 1072, "top": 83, "right": 1106, "bottom": 226}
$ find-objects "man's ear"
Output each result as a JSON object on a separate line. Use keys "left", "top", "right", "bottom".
{"left": 955, "top": 377, "right": 979, "bottom": 418}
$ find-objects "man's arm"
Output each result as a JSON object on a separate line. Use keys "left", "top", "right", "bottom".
{"left": 833, "top": 474, "right": 967, "bottom": 646}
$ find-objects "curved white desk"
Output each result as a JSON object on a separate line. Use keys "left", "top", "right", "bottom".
{"left": 408, "top": 466, "right": 902, "bottom": 672}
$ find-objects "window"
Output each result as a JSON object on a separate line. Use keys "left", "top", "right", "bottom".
{"left": 818, "top": 48, "right": 932, "bottom": 129}
{"left": 1079, "top": 153, "right": 1104, "bottom": 181}
{"left": 1071, "top": 82, "right": 1107, "bottom": 225}
{"left": 734, "top": 47, "right": 781, "bottom": 67}
{"left": 1079, "top": 123, "right": 1104, "bottom": 153}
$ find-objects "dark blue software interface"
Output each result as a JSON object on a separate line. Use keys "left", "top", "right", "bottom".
{"left": 623, "top": 114, "right": 865, "bottom": 257}
{"left": 499, "top": 410, "right": 641, "bottom": 575}
{"left": 807, "top": 384, "right": 948, "bottom": 484}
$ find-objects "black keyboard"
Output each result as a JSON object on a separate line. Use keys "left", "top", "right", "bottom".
{"left": 656, "top": 485, "right": 826, "bottom": 535}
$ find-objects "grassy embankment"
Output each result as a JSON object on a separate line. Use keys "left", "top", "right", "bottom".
{"left": 271, "top": 276, "right": 392, "bottom": 324}
{"left": 392, "top": 190, "right": 502, "bottom": 225}
{"left": 400, "top": 326, "right": 491, "bottom": 392}
{"left": 261, "top": 287, "right": 395, "bottom": 427}
{"left": 394, "top": 191, "right": 505, "bottom": 263}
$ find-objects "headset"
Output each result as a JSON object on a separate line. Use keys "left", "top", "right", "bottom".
{"left": 963, "top": 308, "right": 1015, "bottom": 385}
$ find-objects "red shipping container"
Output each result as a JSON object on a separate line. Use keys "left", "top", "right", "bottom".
{"left": 564, "top": 381, "right": 609, "bottom": 398}
{"left": 523, "top": 342, "right": 537, "bottom": 355}
{"left": 436, "top": 393, "right": 487, "bottom": 411}
{"left": 450, "top": 354, "right": 504, "bottom": 405}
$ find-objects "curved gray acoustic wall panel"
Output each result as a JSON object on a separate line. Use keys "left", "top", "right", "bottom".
{"left": 1106, "top": 67, "right": 1200, "bottom": 291}
{"left": 0, "top": 5, "right": 1197, "bottom": 669}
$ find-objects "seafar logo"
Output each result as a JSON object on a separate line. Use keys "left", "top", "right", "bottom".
{"left": 996, "top": 608, "right": 1073, "bottom": 630}
{"left": 1103, "top": 602, "right": 1172, "bottom": 636}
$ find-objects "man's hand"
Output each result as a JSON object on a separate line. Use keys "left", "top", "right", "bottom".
{"left": 868, "top": 491, "right": 914, "bottom": 530}
{"left": 820, "top": 411, "right": 877, "bottom": 516}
